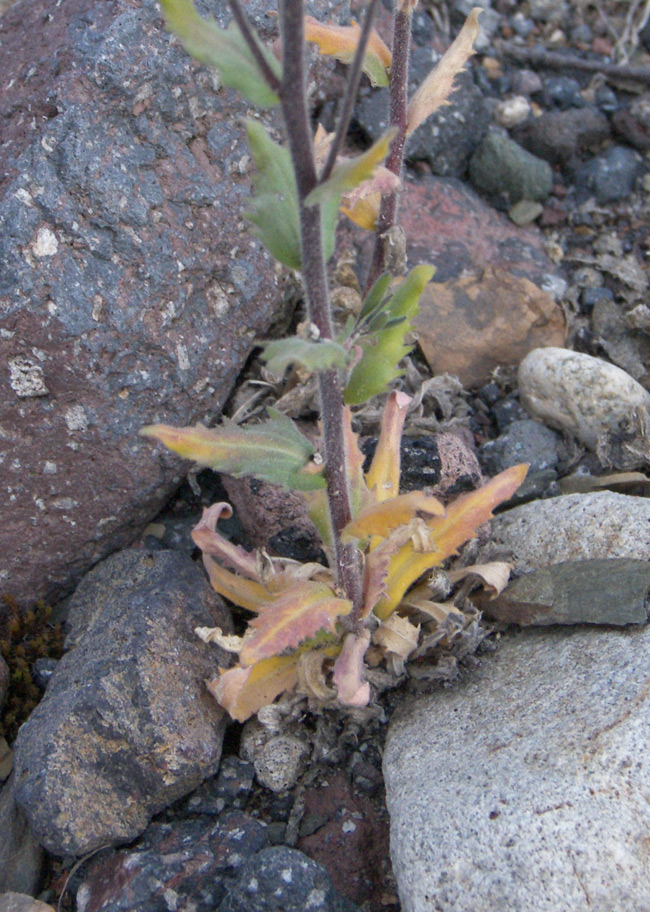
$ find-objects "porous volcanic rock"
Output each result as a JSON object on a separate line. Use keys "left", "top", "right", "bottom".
{"left": 0, "top": 0, "right": 342, "bottom": 608}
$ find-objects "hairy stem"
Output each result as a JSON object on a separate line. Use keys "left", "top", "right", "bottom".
{"left": 278, "top": 0, "right": 364, "bottom": 620}
{"left": 366, "top": 6, "right": 412, "bottom": 291}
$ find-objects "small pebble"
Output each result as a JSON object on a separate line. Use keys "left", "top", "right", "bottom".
{"left": 495, "top": 96, "right": 531, "bottom": 128}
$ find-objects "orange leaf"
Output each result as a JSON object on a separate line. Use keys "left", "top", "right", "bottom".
{"left": 406, "top": 8, "right": 481, "bottom": 136}
{"left": 208, "top": 654, "right": 299, "bottom": 722}
{"left": 365, "top": 391, "right": 412, "bottom": 502}
{"left": 240, "top": 581, "right": 351, "bottom": 666}
{"left": 193, "top": 503, "right": 261, "bottom": 580}
{"left": 342, "top": 491, "right": 445, "bottom": 542}
{"left": 374, "top": 464, "right": 528, "bottom": 619}
{"left": 304, "top": 17, "right": 391, "bottom": 87}
{"left": 202, "top": 554, "right": 271, "bottom": 612}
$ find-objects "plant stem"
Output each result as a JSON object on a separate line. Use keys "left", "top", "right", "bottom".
{"left": 366, "top": 6, "right": 413, "bottom": 291}
{"left": 278, "top": 0, "right": 364, "bottom": 620}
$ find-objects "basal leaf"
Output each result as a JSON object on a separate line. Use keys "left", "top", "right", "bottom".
{"left": 202, "top": 554, "right": 271, "bottom": 612}
{"left": 344, "top": 265, "right": 435, "bottom": 406}
{"left": 207, "top": 654, "right": 299, "bottom": 722}
{"left": 374, "top": 464, "right": 529, "bottom": 619}
{"left": 306, "top": 130, "right": 397, "bottom": 207}
{"left": 332, "top": 630, "right": 371, "bottom": 707}
{"left": 342, "top": 491, "right": 445, "bottom": 542}
{"left": 159, "top": 0, "right": 280, "bottom": 107}
{"left": 304, "top": 16, "right": 392, "bottom": 87}
{"left": 140, "top": 410, "right": 326, "bottom": 491}
{"left": 262, "top": 337, "right": 349, "bottom": 376}
{"left": 240, "top": 580, "right": 352, "bottom": 666}
{"left": 406, "top": 8, "right": 481, "bottom": 136}
{"left": 245, "top": 120, "right": 302, "bottom": 269}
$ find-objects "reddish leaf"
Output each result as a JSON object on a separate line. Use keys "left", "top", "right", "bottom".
{"left": 332, "top": 630, "right": 371, "bottom": 707}
{"left": 208, "top": 654, "right": 299, "bottom": 722}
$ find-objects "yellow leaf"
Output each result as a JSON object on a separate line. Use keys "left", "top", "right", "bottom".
{"left": 406, "top": 8, "right": 481, "bottom": 136}
{"left": 375, "top": 464, "right": 528, "bottom": 619}
{"left": 304, "top": 17, "right": 392, "bottom": 87}
{"left": 340, "top": 193, "right": 381, "bottom": 230}
{"left": 202, "top": 554, "right": 270, "bottom": 612}
{"left": 240, "top": 581, "right": 351, "bottom": 666}
{"left": 342, "top": 491, "right": 445, "bottom": 542}
{"left": 365, "top": 391, "right": 412, "bottom": 502}
{"left": 208, "top": 654, "right": 299, "bottom": 722}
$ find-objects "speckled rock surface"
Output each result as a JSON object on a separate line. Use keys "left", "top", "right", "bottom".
{"left": 13, "top": 549, "right": 231, "bottom": 857}
{"left": 0, "top": 895, "right": 54, "bottom": 912}
{"left": 518, "top": 347, "right": 650, "bottom": 453}
{"left": 488, "top": 491, "right": 650, "bottom": 571}
{"left": 384, "top": 625, "right": 650, "bottom": 912}
{"left": 0, "top": 0, "right": 345, "bottom": 609}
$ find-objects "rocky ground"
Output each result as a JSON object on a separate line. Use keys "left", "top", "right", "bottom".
{"left": 2, "top": 0, "right": 650, "bottom": 910}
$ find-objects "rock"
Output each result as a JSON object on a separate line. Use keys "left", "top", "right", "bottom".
{"left": 384, "top": 624, "right": 650, "bottom": 912}
{"left": 0, "top": 776, "right": 44, "bottom": 896}
{"left": 0, "top": 0, "right": 295, "bottom": 609}
{"left": 0, "top": 896, "right": 54, "bottom": 912}
{"left": 480, "top": 558, "right": 650, "bottom": 626}
{"left": 518, "top": 348, "right": 650, "bottom": 457}
{"left": 416, "top": 269, "right": 566, "bottom": 389}
{"left": 13, "top": 549, "right": 231, "bottom": 857}
{"left": 241, "top": 721, "right": 310, "bottom": 793}
{"left": 478, "top": 419, "right": 560, "bottom": 476}
{"left": 354, "top": 58, "right": 489, "bottom": 178}
{"left": 508, "top": 199, "right": 543, "bottom": 226}
{"left": 591, "top": 296, "right": 650, "bottom": 384}
{"left": 469, "top": 132, "right": 553, "bottom": 205}
{"left": 574, "top": 145, "right": 644, "bottom": 203}
{"left": 528, "top": 0, "right": 568, "bottom": 22}
{"left": 75, "top": 810, "right": 270, "bottom": 912}
{"left": 543, "top": 76, "right": 584, "bottom": 110}
{"left": 297, "top": 771, "right": 392, "bottom": 910}
{"left": 494, "top": 96, "right": 531, "bottom": 129}
{"left": 178, "top": 756, "right": 255, "bottom": 816}
{"left": 513, "top": 107, "right": 610, "bottom": 169}
{"left": 612, "top": 95, "right": 650, "bottom": 151}
{"left": 488, "top": 491, "right": 650, "bottom": 570}
{"left": 218, "top": 845, "right": 361, "bottom": 912}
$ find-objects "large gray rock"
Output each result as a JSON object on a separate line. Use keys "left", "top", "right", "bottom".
{"left": 0, "top": 0, "right": 291, "bottom": 608}
{"left": 0, "top": 776, "right": 44, "bottom": 896}
{"left": 384, "top": 625, "right": 650, "bottom": 912}
{"left": 13, "top": 549, "right": 231, "bottom": 857}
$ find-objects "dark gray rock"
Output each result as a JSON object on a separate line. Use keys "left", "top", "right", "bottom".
{"left": 0, "top": 656, "right": 8, "bottom": 711}
{"left": 75, "top": 810, "right": 269, "bottom": 912}
{"left": 0, "top": 776, "right": 44, "bottom": 896}
{"left": 513, "top": 106, "right": 610, "bottom": 170}
{"left": 574, "top": 145, "right": 644, "bottom": 203}
{"left": 218, "top": 845, "right": 360, "bottom": 912}
{"left": 543, "top": 76, "right": 584, "bottom": 110}
{"left": 480, "top": 558, "right": 650, "bottom": 627}
{"left": 478, "top": 419, "right": 560, "bottom": 476}
{"left": 13, "top": 549, "right": 231, "bottom": 857}
{"left": 0, "top": 0, "right": 345, "bottom": 609}
{"left": 469, "top": 132, "right": 553, "bottom": 205}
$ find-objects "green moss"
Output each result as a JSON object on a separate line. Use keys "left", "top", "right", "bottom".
{"left": 0, "top": 594, "right": 64, "bottom": 742}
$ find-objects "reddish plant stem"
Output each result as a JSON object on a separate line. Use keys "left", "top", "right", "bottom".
{"left": 278, "top": 0, "right": 364, "bottom": 621}
{"left": 366, "top": 7, "right": 412, "bottom": 292}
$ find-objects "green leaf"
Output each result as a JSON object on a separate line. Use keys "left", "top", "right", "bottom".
{"left": 140, "top": 409, "right": 326, "bottom": 491}
{"left": 359, "top": 272, "right": 392, "bottom": 321}
{"left": 262, "top": 337, "right": 349, "bottom": 376}
{"left": 159, "top": 0, "right": 280, "bottom": 107}
{"left": 344, "top": 265, "right": 435, "bottom": 406}
{"left": 305, "top": 130, "right": 397, "bottom": 207}
{"left": 245, "top": 120, "right": 302, "bottom": 269}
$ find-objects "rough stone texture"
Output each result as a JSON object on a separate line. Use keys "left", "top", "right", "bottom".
{"left": 512, "top": 106, "right": 611, "bottom": 170}
{"left": 0, "top": 896, "right": 53, "bottom": 912}
{"left": 218, "top": 845, "right": 360, "bottom": 912}
{"left": 518, "top": 348, "right": 650, "bottom": 451}
{"left": 480, "top": 558, "right": 650, "bottom": 626}
{"left": 13, "top": 549, "right": 231, "bottom": 857}
{"left": 0, "top": 0, "right": 345, "bottom": 609}
{"left": 416, "top": 269, "right": 566, "bottom": 388}
{"left": 0, "top": 776, "right": 44, "bottom": 896}
{"left": 384, "top": 624, "right": 650, "bottom": 912}
{"left": 75, "top": 810, "right": 270, "bottom": 912}
{"left": 592, "top": 296, "right": 650, "bottom": 385}
{"left": 574, "top": 145, "right": 645, "bottom": 204}
{"left": 487, "top": 492, "right": 650, "bottom": 571}
{"left": 469, "top": 131, "right": 553, "bottom": 204}
{"left": 478, "top": 418, "right": 560, "bottom": 476}
{"left": 241, "top": 720, "right": 310, "bottom": 793}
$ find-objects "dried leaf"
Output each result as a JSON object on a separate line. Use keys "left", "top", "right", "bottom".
{"left": 306, "top": 130, "right": 398, "bottom": 207}
{"left": 343, "top": 491, "right": 445, "bottom": 542}
{"left": 375, "top": 464, "right": 528, "bottom": 619}
{"left": 365, "top": 391, "right": 412, "bottom": 501}
{"left": 193, "top": 504, "right": 261, "bottom": 579}
{"left": 332, "top": 630, "right": 372, "bottom": 706}
{"left": 406, "top": 8, "right": 481, "bottom": 136}
{"left": 196, "top": 626, "right": 245, "bottom": 653}
{"left": 340, "top": 193, "right": 381, "bottom": 230}
{"left": 202, "top": 555, "right": 271, "bottom": 611}
{"left": 304, "top": 16, "right": 391, "bottom": 87}
{"left": 141, "top": 409, "right": 325, "bottom": 492}
{"left": 373, "top": 613, "right": 420, "bottom": 660}
{"left": 296, "top": 649, "right": 337, "bottom": 701}
{"left": 208, "top": 654, "right": 299, "bottom": 722}
{"left": 160, "top": 0, "right": 280, "bottom": 107}
{"left": 240, "top": 581, "right": 351, "bottom": 666}
{"left": 447, "top": 561, "right": 513, "bottom": 597}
